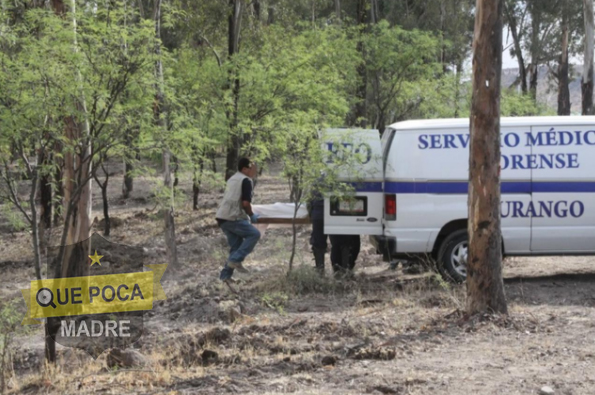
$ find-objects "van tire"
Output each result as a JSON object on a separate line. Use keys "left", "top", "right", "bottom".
{"left": 437, "top": 229, "right": 468, "bottom": 283}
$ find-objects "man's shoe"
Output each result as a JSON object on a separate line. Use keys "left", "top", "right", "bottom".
{"left": 227, "top": 261, "right": 249, "bottom": 274}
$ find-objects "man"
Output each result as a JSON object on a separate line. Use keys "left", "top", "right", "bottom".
{"left": 330, "top": 234, "right": 360, "bottom": 276}
{"left": 216, "top": 158, "right": 260, "bottom": 287}
{"left": 307, "top": 178, "right": 327, "bottom": 273}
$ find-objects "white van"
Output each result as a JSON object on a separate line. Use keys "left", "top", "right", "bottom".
{"left": 323, "top": 117, "right": 595, "bottom": 282}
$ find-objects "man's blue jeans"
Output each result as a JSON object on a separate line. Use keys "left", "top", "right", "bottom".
{"left": 219, "top": 220, "right": 261, "bottom": 280}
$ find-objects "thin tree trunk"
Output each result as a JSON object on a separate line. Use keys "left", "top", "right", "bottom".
{"left": 267, "top": 2, "right": 274, "bottom": 24}
{"left": 53, "top": 161, "right": 63, "bottom": 226}
{"left": 122, "top": 129, "right": 136, "bottom": 198}
{"left": 46, "top": 0, "right": 94, "bottom": 363}
{"left": 154, "top": 0, "right": 178, "bottom": 270}
{"left": 584, "top": 0, "right": 595, "bottom": 115}
{"left": 209, "top": 150, "right": 217, "bottom": 173}
{"left": 253, "top": 0, "right": 261, "bottom": 20}
{"left": 225, "top": 0, "right": 243, "bottom": 180}
{"left": 38, "top": 150, "right": 52, "bottom": 251}
{"left": 454, "top": 59, "right": 463, "bottom": 117}
{"left": 558, "top": 9, "right": 571, "bottom": 116}
{"left": 370, "top": 0, "right": 379, "bottom": 24}
{"left": 467, "top": 0, "right": 508, "bottom": 316}
{"left": 504, "top": 1, "right": 528, "bottom": 93}
{"left": 439, "top": 0, "right": 447, "bottom": 72}
{"left": 528, "top": 1, "right": 540, "bottom": 100}
{"left": 93, "top": 163, "right": 111, "bottom": 236}
{"left": 352, "top": 0, "right": 368, "bottom": 128}
{"left": 27, "top": 160, "right": 42, "bottom": 281}
{"left": 335, "top": 0, "right": 341, "bottom": 20}
{"left": 193, "top": 155, "right": 204, "bottom": 211}
{"left": 288, "top": 196, "right": 301, "bottom": 272}
{"left": 173, "top": 155, "right": 179, "bottom": 188}
{"left": 123, "top": 159, "right": 134, "bottom": 198}
{"left": 101, "top": 184, "right": 110, "bottom": 236}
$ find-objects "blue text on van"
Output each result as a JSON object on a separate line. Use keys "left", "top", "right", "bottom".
{"left": 501, "top": 200, "right": 585, "bottom": 218}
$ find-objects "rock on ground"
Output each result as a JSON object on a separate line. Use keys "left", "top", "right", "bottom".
{"left": 106, "top": 348, "right": 147, "bottom": 369}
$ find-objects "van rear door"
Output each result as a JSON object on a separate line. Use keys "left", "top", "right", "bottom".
{"left": 322, "top": 129, "right": 384, "bottom": 235}
{"left": 530, "top": 125, "right": 595, "bottom": 252}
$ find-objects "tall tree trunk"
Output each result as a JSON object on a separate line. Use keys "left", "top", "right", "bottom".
{"left": 335, "top": 0, "right": 341, "bottom": 20}
{"left": 101, "top": 183, "right": 110, "bottom": 236}
{"left": 225, "top": 0, "right": 243, "bottom": 180}
{"left": 528, "top": 1, "right": 540, "bottom": 100}
{"left": 439, "top": 0, "right": 447, "bottom": 72}
{"left": 267, "top": 2, "right": 275, "bottom": 24}
{"left": 52, "top": 162, "right": 63, "bottom": 226}
{"left": 26, "top": 157, "right": 43, "bottom": 281}
{"left": 558, "top": 9, "right": 571, "bottom": 116}
{"left": 192, "top": 153, "right": 204, "bottom": 211}
{"left": 122, "top": 159, "right": 134, "bottom": 198}
{"left": 370, "top": 0, "right": 379, "bottom": 24}
{"left": 45, "top": 0, "right": 92, "bottom": 363}
{"left": 93, "top": 163, "right": 111, "bottom": 236}
{"left": 351, "top": 0, "right": 369, "bottom": 128}
{"left": 504, "top": 1, "right": 527, "bottom": 93}
{"left": 122, "top": 127, "right": 137, "bottom": 198}
{"left": 154, "top": 0, "right": 179, "bottom": 270}
{"left": 173, "top": 155, "right": 179, "bottom": 188}
{"left": 454, "top": 58, "right": 463, "bottom": 117}
{"left": 583, "top": 0, "right": 595, "bottom": 115}
{"left": 467, "top": 0, "right": 508, "bottom": 316}
{"left": 46, "top": 0, "right": 93, "bottom": 363}
{"left": 253, "top": 0, "right": 261, "bottom": 20}
{"left": 38, "top": 150, "right": 52, "bottom": 250}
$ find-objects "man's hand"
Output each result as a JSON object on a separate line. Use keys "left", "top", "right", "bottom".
{"left": 250, "top": 214, "right": 260, "bottom": 224}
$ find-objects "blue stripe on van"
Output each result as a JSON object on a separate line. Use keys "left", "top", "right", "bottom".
{"left": 348, "top": 182, "right": 383, "bottom": 192}
{"left": 353, "top": 181, "right": 595, "bottom": 194}
{"left": 532, "top": 182, "right": 595, "bottom": 193}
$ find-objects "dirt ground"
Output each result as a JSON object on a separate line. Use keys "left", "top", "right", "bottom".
{"left": 1, "top": 161, "right": 595, "bottom": 395}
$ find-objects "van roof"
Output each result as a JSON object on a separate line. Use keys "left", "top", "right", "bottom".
{"left": 389, "top": 116, "right": 595, "bottom": 131}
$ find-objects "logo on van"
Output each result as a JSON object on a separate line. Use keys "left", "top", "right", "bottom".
{"left": 501, "top": 200, "right": 585, "bottom": 218}
{"left": 367, "top": 217, "right": 378, "bottom": 223}
{"left": 325, "top": 142, "right": 372, "bottom": 165}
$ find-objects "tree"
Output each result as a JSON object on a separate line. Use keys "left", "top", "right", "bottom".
{"left": 364, "top": 22, "right": 442, "bottom": 132}
{"left": 584, "top": 0, "right": 594, "bottom": 115}
{"left": 558, "top": 3, "right": 571, "bottom": 116}
{"left": 351, "top": 0, "right": 369, "bottom": 128}
{"left": 467, "top": 0, "right": 507, "bottom": 315}
{"left": 154, "top": 0, "right": 179, "bottom": 270}
{"left": 504, "top": 0, "right": 528, "bottom": 93}
{"left": 224, "top": 0, "right": 244, "bottom": 179}
{"left": 0, "top": 0, "right": 156, "bottom": 362}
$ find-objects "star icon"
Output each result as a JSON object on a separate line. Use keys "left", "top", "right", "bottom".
{"left": 89, "top": 250, "right": 103, "bottom": 266}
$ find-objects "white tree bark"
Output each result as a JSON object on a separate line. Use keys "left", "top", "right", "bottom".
{"left": 154, "top": 0, "right": 178, "bottom": 269}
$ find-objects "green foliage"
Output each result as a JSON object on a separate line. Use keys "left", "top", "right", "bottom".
{"left": 261, "top": 291, "right": 289, "bottom": 314}
{"left": 0, "top": 299, "right": 25, "bottom": 393}
{"left": 0, "top": 204, "right": 27, "bottom": 232}
{"left": 501, "top": 89, "right": 555, "bottom": 116}
{"left": 363, "top": 21, "right": 446, "bottom": 129}
{"left": 0, "top": 0, "right": 573, "bottom": 226}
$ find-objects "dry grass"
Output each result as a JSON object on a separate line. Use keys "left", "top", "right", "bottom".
{"left": 4, "top": 163, "right": 595, "bottom": 394}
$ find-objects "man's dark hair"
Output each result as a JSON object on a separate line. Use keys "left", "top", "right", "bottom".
{"left": 238, "top": 157, "right": 252, "bottom": 172}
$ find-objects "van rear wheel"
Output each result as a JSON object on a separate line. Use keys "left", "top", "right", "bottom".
{"left": 437, "top": 230, "right": 468, "bottom": 283}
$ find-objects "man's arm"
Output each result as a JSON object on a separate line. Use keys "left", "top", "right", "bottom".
{"left": 242, "top": 200, "right": 254, "bottom": 216}
{"left": 241, "top": 178, "right": 255, "bottom": 216}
